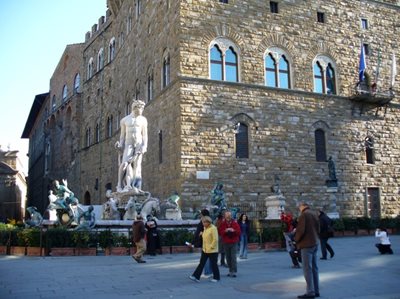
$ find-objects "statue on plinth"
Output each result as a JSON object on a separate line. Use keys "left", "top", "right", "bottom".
{"left": 160, "top": 192, "right": 182, "bottom": 220}
{"left": 102, "top": 189, "right": 120, "bottom": 220}
{"left": 115, "top": 100, "right": 148, "bottom": 193}
{"left": 326, "top": 156, "right": 338, "bottom": 188}
{"left": 265, "top": 175, "right": 286, "bottom": 219}
{"left": 25, "top": 206, "right": 43, "bottom": 228}
{"left": 47, "top": 179, "right": 83, "bottom": 226}
{"left": 75, "top": 205, "right": 96, "bottom": 231}
{"left": 210, "top": 182, "right": 227, "bottom": 219}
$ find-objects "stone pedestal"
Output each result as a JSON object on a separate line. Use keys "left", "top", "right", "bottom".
{"left": 265, "top": 195, "right": 286, "bottom": 220}
{"left": 165, "top": 208, "right": 182, "bottom": 220}
{"left": 326, "top": 186, "right": 339, "bottom": 218}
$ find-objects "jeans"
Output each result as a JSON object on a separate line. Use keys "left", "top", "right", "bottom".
{"left": 300, "top": 245, "right": 319, "bottom": 295}
{"left": 239, "top": 234, "right": 248, "bottom": 258}
{"left": 204, "top": 258, "right": 212, "bottom": 275}
{"left": 192, "top": 251, "right": 220, "bottom": 280}
{"left": 223, "top": 243, "right": 238, "bottom": 274}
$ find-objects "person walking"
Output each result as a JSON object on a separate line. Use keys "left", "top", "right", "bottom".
{"left": 215, "top": 212, "right": 227, "bottom": 267}
{"left": 375, "top": 228, "right": 394, "bottom": 254}
{"left": 132, "top": 215, "right": 147, "bottom": 263}
{"left": 295, "top": 202, "right": 320, "bottom": 299}
{"left": 318, "top": 210, "right": 335, "bottom": 259}
{"left": 238, "top": 213, "right": 250, "bottom": 259}
{"left": 189, "top": 216, "right": 220, "bottom": 282}
{"left": 145, "top": 215, "right": 161, "bottom": 256}
{"left": 194, "top": 209, "right": 213, "bottom": 276}
{"left": 219, "top": 210, "right": 241, "bottom": 277}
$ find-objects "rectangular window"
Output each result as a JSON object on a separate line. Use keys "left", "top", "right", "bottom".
{"left": 363, "top": 43, "right": 369, "bottom": 56}
{"left": 317, "top": 12, "right": 325, "bottom": 23}
{"left": 270, "top": 1, "right": 278, "bottom": 14}
{"left": 361, "top": 18, "right": 368, "bottom": 30}
{"left": 367, "top": 187, "right": 380, "bottom": 219}
{"left": 219, "top": 0, "right": 228, "bottom": 3}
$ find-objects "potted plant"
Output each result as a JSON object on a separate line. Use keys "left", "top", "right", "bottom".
{"left": 22, "top": 228, "right": 44, "bottom": 256}
{"left": 72, "top": 231, "right": 97, "bottom": 256}
{"left": 262, "top": 227, "right": 284, "bottom": 250}
{"left": 0, "top": 223, "right": 12, "bottom": 255}
{"left": 109, "top": 233, "right": 130, "bottom": 255}
{"left": 46, "top": 227, "right": 74, "bottom": 256}
{"left": 9, "top": 228, "right": 26, "bottom": 256}
{"left": 332, "top": 218, "right": 345, "bottom": 237}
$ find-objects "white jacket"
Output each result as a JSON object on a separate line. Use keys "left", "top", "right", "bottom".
{"left": 375, "top": 230, "right": 391, "bottom": 245}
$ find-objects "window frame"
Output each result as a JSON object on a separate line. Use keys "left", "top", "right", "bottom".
{"left": 314, "top": 128, "right": 327, "bottom": 162}
{"left": 313, "top": 55, "right": 337, "bottom": 95}
{"left": 209, "top": 38, "right": 240, "bottom": 83}
{"left": 270, "top": 1, "right": 279, "bottom": 14}
{"left": 264, "top": 48, "right": 292, "bottom": 89}
{"left": 235, "top": 122, "right": 249, "bottom": 159}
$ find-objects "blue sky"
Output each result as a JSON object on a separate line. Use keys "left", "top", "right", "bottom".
{"left": 0, "top": 0, "right": 107, "bottom": 172}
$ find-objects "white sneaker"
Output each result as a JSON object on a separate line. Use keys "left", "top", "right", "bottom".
{"left": 210, "top": 279, "right": 219, "bottom": 283}
{"left": 189, "top": 275, "right": 200, "bottom": 282}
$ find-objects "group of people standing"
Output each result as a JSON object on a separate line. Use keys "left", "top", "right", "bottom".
{"left": 189, "top": 209, "right": 251, "bottom": 283}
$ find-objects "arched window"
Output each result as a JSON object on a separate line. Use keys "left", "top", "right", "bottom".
{"left": 315, "top": 129, "right": 327, "bottom": 162}
{"left": 313, "top": 56, "right": 337, "bottom": 95}
{"left": 264, "top": 48, "right": 291, "bottom": 89}
{"left": 97, "top": 48, "right": 104, "bottom": 71}
{"left": 109, "top": 38, "right": 116, "bottom": 62}
{"left": 62, "top": 85, "right": 68, "bottom": 102}
{"left": 135, "top": 80, "right": 140, "bottom": 100}
{"left": 95, "top": 123, "right": 100, "bottom": 143}
{"left": 159, "top": 130, "right": 163, "bottom": 164}
{"left": 313, "top": 62, "right": 324, "bottom": 93}
{"left": 209, "top": 38, "right": 240, "bottom": 82}
{"left": 52, "top": 95, "right": 56, "bottom": 111}
{"left": 84, "top": 191, "right": 91, "bottom": 205}
{"left": 365, "top": 137, "right": 374, "bottom": 164}
{"left": 265, "top": 53, "right": 276, "bottom": 87}
{"left": 147, "top": 69, "right": 154, "bottom": 102}
{"left": 210, "top": 45, "right": 223, "bottom": 80}
{"left": 87, "top": 57, "right": 94, "bottom": 80}
{"left": 235, "top": 123, "right": 249, "bottom": 159}
{"left": 74, "top": 73, "right": 80, "bottom": 94}
{"left": 326, "top": 63, "right": 336, "bottom": 94}
{"left": 279, "top": 55, "right": 290, "bottom": 89}
{"left": 126, "top": 102, "right": 130, "bottom": 116}
{"left": 127, "top": 7, "right": 132, "bottom": 32}
{"left": 85, "top": 127, "right": 91, "bottom": 147}
{"left": 225, "top": 47, "right": 238, "bottom": 82}
{"left": 45, "top": 142, "right": 51, "bottom": 173}
{"left": 107, "top": 116, "right": 113, "bottom": 138}
{"left": 136, "top": 0, "right": 142, "bottom": 19}
{"left": 162, "top": 53, "right": 170, "bottom": 88}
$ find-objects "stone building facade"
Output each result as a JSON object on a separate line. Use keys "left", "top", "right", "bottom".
{"left": 24, "top": 0, "right": 400, "bottom": 218}
{"left": 0, "top": 148, "right": 27, "bottom": 222}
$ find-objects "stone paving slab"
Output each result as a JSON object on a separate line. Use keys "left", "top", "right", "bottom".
{"left": 0, "top": 235, "right": 399, "bottom": 299}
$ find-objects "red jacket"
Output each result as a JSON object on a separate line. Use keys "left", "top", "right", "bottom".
{"left": 218, "top": 219, "right": 241, "bottom": 244}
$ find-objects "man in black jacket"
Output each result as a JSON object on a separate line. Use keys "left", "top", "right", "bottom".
{"left": 319, "top": 210, "right": 335, "bottom": 260}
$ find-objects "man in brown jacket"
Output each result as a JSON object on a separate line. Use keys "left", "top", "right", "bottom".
{"left": 294, "top": 202, "right": 320, "bottom": 299}
{"left": 132, "top": 215, "right": 147, "bottom": 263}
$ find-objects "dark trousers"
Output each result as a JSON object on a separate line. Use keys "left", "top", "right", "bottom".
{"left": 192, "top": 251, "right": 220, "bottom": 280}
{"left": 376, "top": 243, "right": 393, "bottom": 254}
{"left": 289, "top": 249, "right": 302, "bottom": 266}
{"left": 320, "top": 238, "right": 334, "bottom": 258}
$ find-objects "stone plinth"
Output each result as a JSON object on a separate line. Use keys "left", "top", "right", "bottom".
{"left": 265, "top": 195, "right": 286, "bottom": 220}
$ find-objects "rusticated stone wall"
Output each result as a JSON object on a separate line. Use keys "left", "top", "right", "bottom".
{"left": 37, "top": 0, "right": 400, "bottom": 218}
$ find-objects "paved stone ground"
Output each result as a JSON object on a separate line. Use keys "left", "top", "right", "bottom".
{"left": 0, "top": 235, "right": 399, "bottom": 299}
